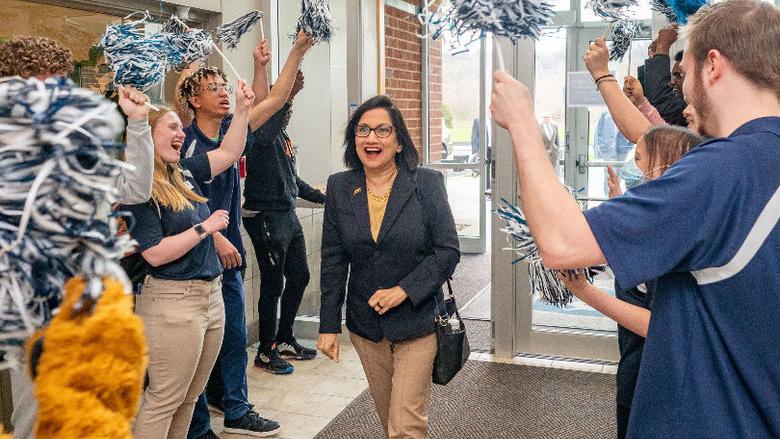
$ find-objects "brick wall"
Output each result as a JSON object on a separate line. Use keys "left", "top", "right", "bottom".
{"left": 384, "top": 1, "right": 443, "bottom": 161}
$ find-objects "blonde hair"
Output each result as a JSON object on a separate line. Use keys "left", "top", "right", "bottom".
{"left": 148, "top": 107, "right": 207, "bottom": 211}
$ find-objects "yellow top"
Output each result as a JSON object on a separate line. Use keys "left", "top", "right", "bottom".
{"left": 368, "top": 195, "right": 389, "bottom": 242}
{"left": 366, "top": 170, "right": 398, "bottom": 242}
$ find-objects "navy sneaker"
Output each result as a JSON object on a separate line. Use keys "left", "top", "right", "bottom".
{"left": 193, "top": 430, "right": 220, "bottom": 439}
{"left": 277, "top": 338, "right": 317, "bottom": 360}
{"left": 224, "top": 410, "right": 282, "bottom": 437}
{"left": 254, "top": 344, "right": 294, "bottom": 374}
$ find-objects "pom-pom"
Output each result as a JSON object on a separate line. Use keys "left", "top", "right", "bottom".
{"left": 0, "top": 76, "right": 132, "bottom": 367}
{"left": 160, "top": 15, "right": 213, "bottom": 71}
{"left": 100, "top": 11, "right": 166, "bottom": 91}
{"left": 420, "top": 0, "right": 555, "bottom": 50}
{"left": 587, "top": 0, "right": 638, "bottom": 21}
{"left": 650, "top": 0, "right": 679, "bottom": 23}
{"left": 296, "top": 0, "right": 334, "bottom": 43}
{"left": 496, "top": 196, "right": 606, "bottom": 306}
{"left": 609, "top": 19, "right": 641, "bottom": 61}
{"left": 217, "top": 10, "right": 264, "bottom": 49}
{"left": 668, "top": 0, "right": 709, "bottom": 24}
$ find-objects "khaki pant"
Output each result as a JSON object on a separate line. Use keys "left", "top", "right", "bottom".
{"left": 133, "top": 276, "right": 224, "bottom": 439}
{"left": 350, "top": 332, "right": 438, "bottom": 439}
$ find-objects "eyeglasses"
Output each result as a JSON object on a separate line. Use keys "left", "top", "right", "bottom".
{"left": 202, "top": 82, "right": 232, "bottom": 94}
{"left": 355, "top": 124, "right": 394, "bottom": 138}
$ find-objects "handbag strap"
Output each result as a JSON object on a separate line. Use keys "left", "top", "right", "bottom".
{"left": 413, "top": 171, "right": 454, "bottom": 320}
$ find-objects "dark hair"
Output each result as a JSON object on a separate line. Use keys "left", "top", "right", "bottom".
{"left": 0, "top": 36, "right": 74, "bottom": 78}
{"left": 674, "top": 50, "right": 684, "bottom": 63}
{"left": 178, "top": 66, "right": 228, "bottom": 112}
{"left": 343, "top": 95, "right": 419, "bottom": 171}
{"left": 642, "top": 126, "right": 704, "bottom": 175}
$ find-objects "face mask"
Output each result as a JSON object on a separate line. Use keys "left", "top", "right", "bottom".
{"left": 618, "top": 157, "right": 644, "bottom": 189}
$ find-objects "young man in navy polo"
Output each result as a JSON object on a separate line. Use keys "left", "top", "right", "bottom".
{"left": 490, "top": 0, "right": 780, "bottom": 437}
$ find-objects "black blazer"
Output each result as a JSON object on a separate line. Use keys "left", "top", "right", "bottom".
{"left": 319, "top": 166, "right": 460, "bottom": 342}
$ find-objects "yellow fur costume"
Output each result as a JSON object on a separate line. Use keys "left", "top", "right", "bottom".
{"left": 29, "top": 276, "right": 147, "bottom": 438}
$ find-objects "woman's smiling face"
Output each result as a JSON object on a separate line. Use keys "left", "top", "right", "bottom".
{"left": 152, "top": 111, "right": 186, "bottom": 164}
{"left": 355, "top": 108, "right": 400, "bottom": 171}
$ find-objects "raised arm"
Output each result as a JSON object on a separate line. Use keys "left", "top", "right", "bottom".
{"left": 248, "top": 31, "right": 313, "bottom": 131}
{"left": 252, "top": 39, "right": 271, "bottom": 104}
{"left": 491, "top": 71, "right": 606, "bottom": 269}
{"left": 204, "top": 79, "right": 255, "bottom": 176}
{"left": 116, "top": 85, "right": 153, "bottom": 204}
{"left": 174, "top": 62, "right": 200, "bottom": 127}
{"left": 584, "top": 38, "right": 651, "bottom": 144}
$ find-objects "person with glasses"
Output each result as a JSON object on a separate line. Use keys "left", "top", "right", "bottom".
{"left": 175, "top": 31, "right": 313, "bottom": 439}
{"left": 242, "top": 67, "right": 326, "bottom": 375}
{"left": 317, "top": 95, "right": 460, "bottom": 439}
{"left": 558, "top": 125, "right": 704, "bottom": 439}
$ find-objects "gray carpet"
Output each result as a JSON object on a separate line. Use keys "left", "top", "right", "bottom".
{"left": 464, "top": 318, "right": 491, "bottom": 352}
{"left": 316, "top": 360, "right": 616, "bottom": 439}
{"left": 450, "top": 252, "right": 491, "bottom": 306}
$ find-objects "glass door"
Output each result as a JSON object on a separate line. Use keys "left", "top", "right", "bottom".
{"left": 423, "top": 29, "right": 490, "bottom": 255}
{"left": 499, "top": 17, "right": 650, "bottom": 361}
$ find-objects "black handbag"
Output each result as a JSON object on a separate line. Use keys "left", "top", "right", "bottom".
{"left": 432, "top": 279, "right": 470, "bottom": 385}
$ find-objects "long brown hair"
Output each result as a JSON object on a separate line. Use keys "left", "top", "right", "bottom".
{"left": 148, "top": 107, "right": 207, "bottom": 211}
{"left": 642, "top": 126, "right": 704, "bottom": 176}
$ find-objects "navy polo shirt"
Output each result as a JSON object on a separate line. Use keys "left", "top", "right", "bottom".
{"left": 122, "top": 163, "right": 222, "bottom": 281}
{"left": 584, "top": 117, "right": 780, "bottom": 438}
{"left": 180, "top": 114, "right": 252, "bottom": 271}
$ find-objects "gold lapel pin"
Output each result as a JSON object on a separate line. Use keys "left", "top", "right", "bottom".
{"left": 353, "top": 187, "right": 362, "bottom": 196}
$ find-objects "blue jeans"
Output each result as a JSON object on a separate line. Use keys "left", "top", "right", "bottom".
{"left": 188, "top": 269, "right": 251, "bottom": 438}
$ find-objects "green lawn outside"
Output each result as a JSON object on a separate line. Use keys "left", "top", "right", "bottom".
{"left": 450, "top": 119, "right": 473, "bottom": 143}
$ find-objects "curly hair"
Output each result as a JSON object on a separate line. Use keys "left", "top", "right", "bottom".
{"left": 177, "top": 66, "right": 227, "bottom": 112}
{"left": 0, "top": 36, "right": 75, "bottom": 78}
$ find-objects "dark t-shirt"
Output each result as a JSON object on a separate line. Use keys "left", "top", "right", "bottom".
{"left": 615, "top": 281, "right": 655, "bottom": 408}
{"left": 179, "top": 114, "right": 250, "bottom": 271}
{"left": 123, "top": 160, "right": 221, "bottom": 281}
{"left": 584, "top": 117, "right": 780, "bottom": 438}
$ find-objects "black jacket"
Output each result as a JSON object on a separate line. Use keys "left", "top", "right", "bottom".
{"left": 319, "top": 166, "right": 460, "bottom": 342}
{"left": 243, "top": 103, "right": 325, "bottom": 211}
{"left": 644, "top": 55, "right": 687, "bottom": 127}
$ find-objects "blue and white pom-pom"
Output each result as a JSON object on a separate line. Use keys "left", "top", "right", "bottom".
{"left": 609, "top": 19, "right": 641, "bottom": 61}
{"left": 0, "top": 76, "right": 133, "bottom": 368}
{"left": 496, "top": 196, "right": 606, "bottom": 307}
{"left": 420, "top": 0, "right": 555, "bottom": 48}
{"left": 296, "top": 0, "right": 334, "bottom": 43}
{"left": 100, "top": 11, "right": 166, "bottom": 91}
{"left": 650, "top": 0, "right": 679, "bottom": 23}
{"left": 668, "top": 0, "right": 709, "bottom": 24}
{"left": 217, "top": 10, "right": 264, "bottom": 49}
{"left": 587, "top": 0, "right": 638, "bottom": 21}
{"left": 161, "top": 15, "right": 213, "bottom": 71}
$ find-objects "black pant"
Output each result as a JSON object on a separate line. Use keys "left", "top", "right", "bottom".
{"left": 244, "top": 210, "right": 310, "bottom": 346}
{"left": 616, "top": 403, "right": 631, "bottom": 439}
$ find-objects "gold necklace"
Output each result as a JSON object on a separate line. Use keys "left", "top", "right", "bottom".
{"left": 367, "top": 169, "right": 398, "bottom": 202}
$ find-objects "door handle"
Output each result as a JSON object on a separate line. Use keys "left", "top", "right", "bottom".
{"left": 576, "top": 154, "right": 587, "bottom": 174}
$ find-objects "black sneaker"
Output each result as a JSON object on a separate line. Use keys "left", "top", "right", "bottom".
{"left": 224, "top": 410, "right": 282, "bottom": 437}
{"left": 277, "top": 338, "right": 317, "bottom": 360}
{"left": 254, "top": 345, "right": 294, "bottom": 374}
{"left": 194, "top": 430, "right": 220, "bottom": 439}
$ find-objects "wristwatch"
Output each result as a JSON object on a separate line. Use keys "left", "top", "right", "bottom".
{"left": 194, "top": 223, "right": 208, "bottom": 239}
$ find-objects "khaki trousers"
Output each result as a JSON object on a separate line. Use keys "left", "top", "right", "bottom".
{"left": 133, "top": 276, "right": 224, "bottom": 439}
{"left": 350, "top": 331, "right": 438, "bottom": 439}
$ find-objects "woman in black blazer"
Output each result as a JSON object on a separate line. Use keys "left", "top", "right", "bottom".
{"left": 317, "top": 95, "right": 460, "bottom": 438}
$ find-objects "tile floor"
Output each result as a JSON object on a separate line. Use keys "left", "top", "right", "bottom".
{"left": 211, "top": 341, "right": 617, "bottom": 438}
{"left": 210, "top": 342, "right": 368, "bottom": 439}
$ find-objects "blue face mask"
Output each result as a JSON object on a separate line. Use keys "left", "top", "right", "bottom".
{"left": 618, "top": 158, "right": 644, "bottom": 189}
